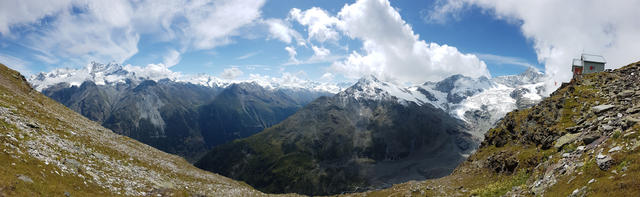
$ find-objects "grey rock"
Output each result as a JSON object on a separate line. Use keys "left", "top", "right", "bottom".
{"left": 63, "top": 158, "right": 82, "bottom": 170}
{"left": 554, "top": 133, "right": 580, "bottom": 149}
{"left": 92, "top": 152, "right": 108, "bottom": 160}
{"left": 596, "top": 154, "right": 613, "bottom": 170}
{"left": 569, "top": 186, "right": 588, "bottom": 197}
{"left": 624, "top": 116, "right": 640, "bottom": 127}
{"left": 608, "top": 146, "right": 622, "bottom": 153}
{"left": 602, "top": 125, "right": 614, "bottom": 131}
{"left": 566, "top": 126, "right": 582, "bottom": 133}
{"left": 592, "top": 104, "right": 615, "bottom": 114}
{"left": 624, "top": 132, "right": 636, "bottom": 138}
{"left": 625, "top": 107, "right": 639, "bottom": 114}
{"left": 17, "top": 174, "right": 33, "bottom": 183}
{"left": 632, "top": 140, "right": 640, "bottom": 151}
{"left": 619, "top": 90, "right": 634, "bottom": 98}
{"left": 26, "top": 122, "right": 40, "bottom": 129}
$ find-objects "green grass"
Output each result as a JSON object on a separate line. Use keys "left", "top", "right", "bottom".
{"left": 470, "top": 170, "right": 530, "bottom": 197}
{"left": 613, "top": 130, "right": 622, "bottom": 139}
{"left": 563, "top": 143, "right": 578, "bottom": 153}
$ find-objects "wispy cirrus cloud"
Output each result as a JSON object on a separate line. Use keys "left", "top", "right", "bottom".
{"left": 236, "top": 51, "right": 261, "bottom": 60}
{"left": 476, "top": 53, "right": 536, "bottom": 69}
{"left": 0, "top": 53, "right": 32, "bottom": 75}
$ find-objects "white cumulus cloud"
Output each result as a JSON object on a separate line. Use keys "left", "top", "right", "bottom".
{"left": 220, "top": 67, "right": 244, "bottom": 80}
{"left": 123, "top": 63, "right": 181, "bottom": 81}
{"left": 264, "top": 18, "right": 305, "bottom": 46}
{"left": 329, "top": 0, "right": 490, "bottom": 84}
{"left": 163, "top": 49, "right": 181, "bottom": 67}
{"left": 289, "top": 7, "right": 340, "bottom": 43}
{"left": 284, "top": 46, "right": 300, "bottom": 65}
{"left": 311, "top": 45, "right": 330, "bottom": 59}
{"left": 320, "top": 72, "right": 334, "bottom": 81}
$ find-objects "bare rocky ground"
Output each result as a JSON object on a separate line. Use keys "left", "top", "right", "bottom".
{"left": 0, "top": 64, "right": 300, "bottom": 196}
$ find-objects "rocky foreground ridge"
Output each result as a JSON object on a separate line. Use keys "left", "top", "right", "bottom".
{"left": 344, "top": 61, "right": 640, "bottom": 196}
{"left": 0, "top": 63, "right": 297, "bottom": 196}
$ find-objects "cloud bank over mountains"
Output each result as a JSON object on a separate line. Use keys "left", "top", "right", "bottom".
{"left": 427, "top": 0, "right": 640, "bottom": 92}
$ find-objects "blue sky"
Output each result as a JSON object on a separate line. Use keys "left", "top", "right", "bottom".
{"left": 1, "top": 0, "right": 639, "bottom": 88}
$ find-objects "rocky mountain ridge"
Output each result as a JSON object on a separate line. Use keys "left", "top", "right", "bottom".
{"left": 345, "top": 61, "right": 640, "bottom": 196}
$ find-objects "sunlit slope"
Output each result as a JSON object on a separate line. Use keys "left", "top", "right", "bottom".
{"left": 0, "top": 63, "right": 297, "bottom": 196}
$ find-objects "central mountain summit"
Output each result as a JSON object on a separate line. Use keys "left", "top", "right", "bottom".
{"left": 195, "top": 68, "right": 547, "bottom": 195}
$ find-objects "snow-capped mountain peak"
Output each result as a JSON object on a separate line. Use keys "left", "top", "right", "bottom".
{"left": 336, "top": 70, "right": 547, "bottom": 139}
{"left": 89, "top": 61, "right": 124, "bottom": 75}
{"left": 29, "top": 62, "right": 135, "bottom": 91}
{"left": 28, "top": 62, "right": 346, "bottom": 94}
{"left": 339, "top": 75, "right": 427, "bottom": 105}
{"left": 493, "top": 67, "right": 545, "bottom": 86}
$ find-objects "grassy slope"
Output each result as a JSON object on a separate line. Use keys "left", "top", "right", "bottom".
{"left": 342, "top": 61, "right": 640, "bottom": 197}
{"left": 0, "top": 64, "right": 298, "bottom": 196}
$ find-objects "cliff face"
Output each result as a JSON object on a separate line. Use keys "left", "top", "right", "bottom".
{"left": 347, "top": 61, "right": 640, "bottom": 196}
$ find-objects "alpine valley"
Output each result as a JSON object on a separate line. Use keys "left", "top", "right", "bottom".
{"left": 29, "top": 62, "right": 335, "bottom": 162}
{"left": 195, "top": 68, "right": 546, "bottom": 195}
{"left": 28, "top": 61, "right": 547, "bottom": 195}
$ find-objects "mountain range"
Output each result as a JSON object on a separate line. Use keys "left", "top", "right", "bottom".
{"left": 196, "top": 68, "right": 547, "bottom": 195}
{"left": 30, "top": 62, "right": 334, "bottom": 161}
{"left": 27, "top": 61, "right": 547, "bottom": 195}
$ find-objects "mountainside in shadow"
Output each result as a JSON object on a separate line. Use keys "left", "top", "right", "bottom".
{"left": 42, "top": 79, "right": 221, "bottom": 161}
{"left": 0, "top": 63, "right": 284, "bottom": 196}
{"left": 346, "top": 61, "right": 640, "bottom": 196}
{"left": 196, "top": 76, "right": 477, "bottom": 195}
{"left": 36, "top": 63, "right": 331, "bottom": 162}
{"left": 199, "top": 82, "right": 308, "bottom": 147}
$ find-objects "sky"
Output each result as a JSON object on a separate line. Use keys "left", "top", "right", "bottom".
{"left": 1, "top": 0, "right": 639, "bottom": 93}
